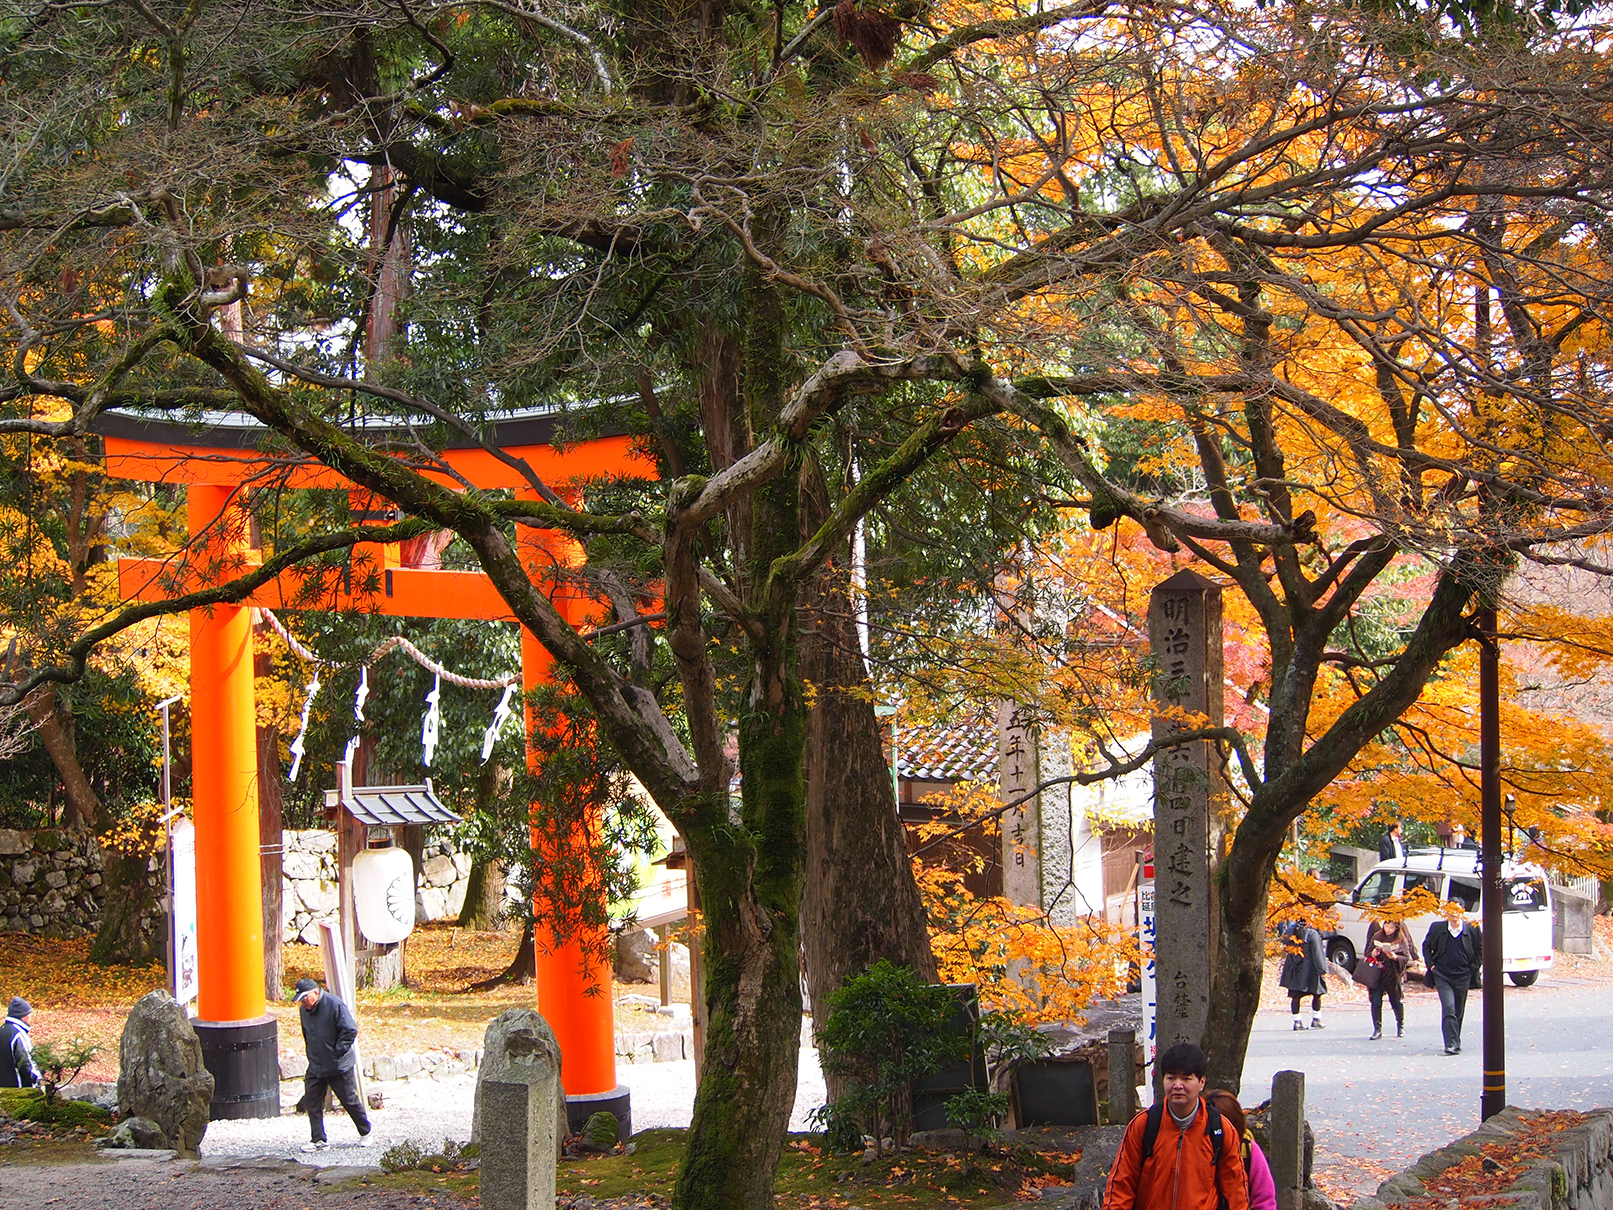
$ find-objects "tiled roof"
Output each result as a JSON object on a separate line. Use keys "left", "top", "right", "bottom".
{"left": 897, "top": 719, "right": 998, "bottom": 782}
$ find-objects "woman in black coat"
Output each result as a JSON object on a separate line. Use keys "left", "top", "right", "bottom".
{"left": 1278, "top": 921, "right": 1328, "bottom": 1030}
{"left": 1353, "top": 918, "right": 1417, "bottom": 1039}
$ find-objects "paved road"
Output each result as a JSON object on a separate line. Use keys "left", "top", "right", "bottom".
{"left": 1241, "top": 974, "right": 1613, "bottom": 1198}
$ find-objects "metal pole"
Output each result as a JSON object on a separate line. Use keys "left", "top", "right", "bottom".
{"left": 157, "top": 695, "right": 181, "bottom": 1000}
{"left": 1478, "top": 607, "right": 1505, "bottom": 1122}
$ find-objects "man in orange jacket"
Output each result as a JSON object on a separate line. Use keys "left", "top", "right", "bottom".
{"left": 1104, "top": 1043, "right": 1249, "bottom": 1210}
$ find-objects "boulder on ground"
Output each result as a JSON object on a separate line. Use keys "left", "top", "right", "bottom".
{"left": 615, "top": 928, "right": 657, "bottom": 983}
{"left": 116, "top": 991, "right": 213, "bottom": 1158}
{"left": 107, "top": 1116, "right": 169, "bottom": 1149}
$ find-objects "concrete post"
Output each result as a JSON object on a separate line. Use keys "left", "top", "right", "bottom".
{"left": 1269, "top": 1069, "right": 1307, "bottom": 1210}
{"left": 1107, "top": 1028, "right": 1137, "bottom": 1124}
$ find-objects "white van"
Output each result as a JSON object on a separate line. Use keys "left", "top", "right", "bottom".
{"left": 1323, "top": 848, "right": 1555, "bottom": 987}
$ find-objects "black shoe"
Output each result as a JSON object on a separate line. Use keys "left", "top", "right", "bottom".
{"left": 1453, "top": 1045, "right": 1461, "bottom": 1054}
{"left": 1370, "top": 1028, "right": 1382, "bottom": 1040}
{"left": 1444, "top": 1046, "right": 1456, "bottom": 1055}
{"left": 1397, "top": 1025, "right": 1404, "bottom": 1038}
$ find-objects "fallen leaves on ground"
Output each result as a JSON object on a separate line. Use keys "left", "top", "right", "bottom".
{"left": 1411, "top": 1111, "right": 1589, "bottom": 1208}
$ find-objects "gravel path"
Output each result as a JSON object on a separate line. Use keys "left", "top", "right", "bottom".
{"left": 195, "top": 1035, "right": 828, "bottom": 1167}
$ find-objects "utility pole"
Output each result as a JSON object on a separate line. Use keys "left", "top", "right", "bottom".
{"left": 1478, "top": 607, "right": 1505, "bottom": 1122}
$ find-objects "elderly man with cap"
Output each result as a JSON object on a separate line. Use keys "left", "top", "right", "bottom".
{"left": 1, "top": 997, "right": 39, "bottom": 1088}
{"left": 292, "top": 978, "right": 372, "bottom": 1151}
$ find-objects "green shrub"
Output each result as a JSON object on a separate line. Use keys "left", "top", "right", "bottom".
{"left": 30, "top": 1038, "right": 100, "bottom": 1104}
{"left": 816, "top": 960, "right": 971, "bottom": 1155}
{"left": 380, "top": 1139, "right": 426, "bottom": 1173}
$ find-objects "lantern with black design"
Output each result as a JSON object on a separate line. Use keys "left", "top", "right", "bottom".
{"left": 324, "top": 766, "right": 462, "bottom": 983}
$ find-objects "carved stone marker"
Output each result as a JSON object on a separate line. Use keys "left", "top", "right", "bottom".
{"left": 474, "top": 1009, "right": 562, "bottom": 1210}
{"left": 1269, "top": 1069, "right": 1306, "bottom": 1210}
{"left": 1147, "top": 569, "right": 1224, "bottom": 1053}
{"left": 998, "top": 699, "right": 1043, "bottom": 908}
{"left": 1107, "top": 1027, "right": 1137, "bottom": 1124}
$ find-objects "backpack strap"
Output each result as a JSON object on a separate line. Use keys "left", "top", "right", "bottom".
{"left": 1203, "top": 1101, "right": 1226, "bottom": 1210}
{"left": 1139, "top": 1102, "right": 1166, "bottom": 1162}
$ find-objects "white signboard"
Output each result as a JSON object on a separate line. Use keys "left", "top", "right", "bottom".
{"left": 170, "top": 818, "right": 199, "bottom": 1008}
{"left": 1139, "top": 877, "right": 1156, "bottom": 1104}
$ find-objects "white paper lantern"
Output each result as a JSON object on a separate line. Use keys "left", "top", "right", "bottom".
{"left": 352, "top": 846, "right": 415, "bottom": 944}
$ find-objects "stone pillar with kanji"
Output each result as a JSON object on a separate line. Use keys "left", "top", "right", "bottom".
{"left": 1147, "top": 569, "right": 1224, "bottom": 1052}
{"left": 997, "top": 701, "right": 1042, "bottom": 907}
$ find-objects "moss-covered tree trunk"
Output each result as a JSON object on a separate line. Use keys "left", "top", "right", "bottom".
{"left": 671, "top": 277, "right": 809, "bottom": 1210}
{"left": 91, "top": 849, "right": 163, "bottom": 965}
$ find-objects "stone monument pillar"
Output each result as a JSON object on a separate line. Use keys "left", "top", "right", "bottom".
{"left": 997, "top": 700, "right": 1042, "bottom": 907}
{"left": 474, "top": 1008, "right": 563, "bottom": 1210}
{"left": 1147, "top": 569, "right": 1224, "bottom": 1052}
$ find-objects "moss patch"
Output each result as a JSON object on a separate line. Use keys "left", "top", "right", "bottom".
{"left": 556, "top": 1128, "right": 1080, "bottom": 1208}
{"left": 338, "top": 1128, "right": 1084, "bottom": 1207}
{"left": 0, "top": 1088, "right": 112, "bottom": 1130}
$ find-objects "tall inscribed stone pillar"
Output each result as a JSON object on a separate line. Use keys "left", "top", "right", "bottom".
{"left": 997, "top": 700, "right": 1042, "bottom": 907}
{"left": 1147, "top": 569, "right": 1224, "bottom": 1053}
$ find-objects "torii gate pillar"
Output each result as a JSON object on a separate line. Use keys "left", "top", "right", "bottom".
{"left": 186, "top": 484, "right": 279, "bottom": 1119}
{"left": 519, "top": 496, "right": 629, "bottom": 1134}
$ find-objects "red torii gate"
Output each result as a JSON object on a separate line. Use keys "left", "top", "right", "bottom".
{"left": 100, "top": 408, "right": 641, "bottom": 1128}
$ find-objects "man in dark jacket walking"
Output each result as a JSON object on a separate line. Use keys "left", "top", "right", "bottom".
{"left": 293, "top": 978, "right": 372, "bottom": 1151}
{"left": 1422, "top": 914, "right": 1482, "bottom": 1055}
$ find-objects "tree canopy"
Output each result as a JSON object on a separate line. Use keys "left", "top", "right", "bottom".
{"left": 10, "top": 0, "right": 1613, "bottom": 1198}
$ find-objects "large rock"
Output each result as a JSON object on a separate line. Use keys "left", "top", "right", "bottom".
{"left": 281, "top": 851, "right": 323, "bottom": 880}
{"left": 614, "top": 928, "right": 656, "bottom": 983}
{"left": 417, "top": 885, "right": 449, "bottom": 921}
{"left": 421, "top": 854, "right": 456, "bottom": 887}
{"left": 107, "top": 1116, "right": 170, "bottom": 1149}
{"left": 116, "top": 991, "right": 214, "bottom": 1158}
{"left": 300, "top": 878, "right": 338, "bottom": 914}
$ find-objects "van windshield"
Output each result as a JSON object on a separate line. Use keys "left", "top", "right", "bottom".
{"left": 1355, "top": 872, "right": 1398, "bottom": 904}
{"left": 1506, "top": 877, "right": 1548, "bottom": 912}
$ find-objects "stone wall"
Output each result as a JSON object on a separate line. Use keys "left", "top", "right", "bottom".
{"left": 280, "top": 828, "right": 474, "bottom": 944}
{"left": 0, "top": 827, "right": 162, "bottom": 940}
{"left": 0, "top": 825, "right": 474, "bottom": 943}
{"left": 1354, "top": 1107, "right": 1613, "bottom": 1210}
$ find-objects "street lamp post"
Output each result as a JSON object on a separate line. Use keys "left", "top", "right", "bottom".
{"left": 1478, "top": 608, "right": 1505, "bottom": 1122}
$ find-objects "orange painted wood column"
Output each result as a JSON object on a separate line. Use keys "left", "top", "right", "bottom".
{"left": 187, "top": 484, "right": 268, "bottom": 1024}
{"left": 517, "top": 495, "right": 619, "bottom": 1098}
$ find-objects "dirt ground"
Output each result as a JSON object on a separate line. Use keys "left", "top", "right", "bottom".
{"left": 0, "top": 924, "right": 681, "bottom": 1083}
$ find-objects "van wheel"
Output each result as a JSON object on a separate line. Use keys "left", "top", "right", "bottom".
{"left": 1508, "top": 971, "right": 1539, "bottom": 987}
{"left": 1326, "top": 937, "right": 1356, "bottom": 971}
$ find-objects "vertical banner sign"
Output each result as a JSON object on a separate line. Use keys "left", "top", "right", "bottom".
{"left": 997, "top": 700, "right": 1043, "bottom": 907}
{"left": 170, "top": 818, "right": 200, "bottom": 1008}
{"left": 1147, "top": 570, "right": 1224, "bottom": 1053}
{"left": 1139, "top": 871, "right": 1157, "bottom": 1103}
